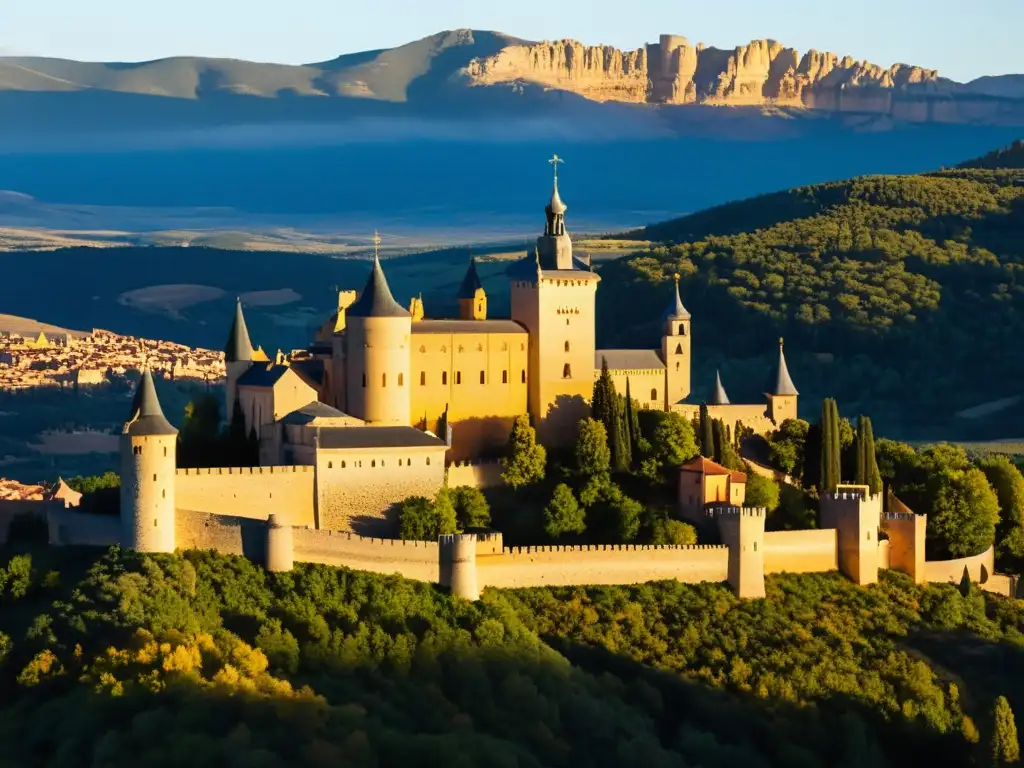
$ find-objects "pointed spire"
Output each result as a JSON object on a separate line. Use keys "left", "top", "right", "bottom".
{"left": 770, "top": 338, "right": 799, "bottom": 396}
{"left": 663, "top": 273, "right": 691, "bottom": 321}
{"left": 709, "top": 370, "right": 730, "bottom": 405}
{"left": 124, "top": 368, "right": 177, "bottom": 436}
{"left": 225, "top": 298, "right": 254, "bottom": 362}
{"left": 547, "top": 153, "right": 567, "bottom": 215}
{"left": 456, "top": 255, "right": 483, "bottom": 299}
{"left": 348, "top": 237, "right": 410, "bottom": 318}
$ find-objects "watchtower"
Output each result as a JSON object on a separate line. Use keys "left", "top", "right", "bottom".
{"left": 661, "top": 273, "right": 691, "bottom": 407}
{"left": 457, "top": 257, "right": 487, "bottom": 321}
{"left": 119, "top": 369, "right": 178, "bottom": 553}
{"left": 224, "top": 298, "right": 255, "bottom": 422}
{"left": 820, "top": 484, "right": 881, "bottom": 585}
{"left": 766, "top": 338, "right": 799, "bottom": 425}
{"left": 712, "top": 506, "right": 766, "bottom": 599}
{"left": 440, "top": 533, "right": 479, "bottom": 601}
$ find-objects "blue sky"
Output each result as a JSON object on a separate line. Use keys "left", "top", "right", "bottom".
{"left": 4, "top": 0, "right": 1022, "bottom": 82}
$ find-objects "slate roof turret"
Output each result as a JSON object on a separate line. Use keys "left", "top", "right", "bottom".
{"left": 124, "top": 368, "right": 177, "bottom": 436}
{"left": 348, "top": 255, "right": 410, "bottom": 318}
{"left": 224, "top": 298, "right": 254, "bottom": 362}
{"left": 769, "top": 338, "right": 799, "bottom": 396}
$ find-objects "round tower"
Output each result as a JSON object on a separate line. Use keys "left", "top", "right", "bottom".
{"left": 224, "top": 297, "right": 255, "bottom": 423}
{"left": 345, "top": 236, "right": 412, "bottom": 425}
{"left": 265, "top": 514, "right": 294, "bottom": 572}
{"left": 119, "top": 369, "right": 178, "bottom": 553}
{"left": 441, "top": 533, "right": 479, "bottom": 601}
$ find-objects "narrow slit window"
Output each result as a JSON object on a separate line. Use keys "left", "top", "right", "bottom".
{"left": 362, "top": 373, "right": 366, "bottom": 387}
{"left": 564, "top": 341, "right": 570, "bottom": 352}
{"left": 398, "top": 373, "right": 404, "bottom": 386}
{"left": 442, "top": 371, "right": 448, "bottom": 385}
{"left": 420, "top": 371, "right": 426, "bottom": 386}
{"left": 521, "top": 370, "right": 526, "bottom": 384}
{"left": 456, "top": 371, "right": 462, "bottom": 385}
{"left": 651, "top": 389, "right": 658, "bottom": 401}
{"left": 382, "top": 373, "right": 387, "bottom": 387}
{"left": 502, "top": 370, "right": 508, "bottom": 384}
{"left": 563, "top": 364, "right": 571, "bottom": 379}
{"left": 479, "top": 371, "right": 485, "bottom": 384}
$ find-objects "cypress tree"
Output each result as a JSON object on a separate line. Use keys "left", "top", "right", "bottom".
{"left": 592, "top": 357, "right": 616, "bottom": 432}
{"left": 993, "top": 695, "right": 1020, "bottom": 766}
{"left": 616, "top": 396, "right": 632, "bottom": 471}
{"left": 862, "top": 416, "right": 883, "bottom": 496}
{"left": 855, "top": 416, "right": 867, "bottom": 487}
{"left": 699, "top": 404, "right": 714, "bottom": 459}
{"left": 830, "top": 400, "right": 843, "bottom": 490}
{"left": 624, "top": 378, "right": 639, "bottom": 457}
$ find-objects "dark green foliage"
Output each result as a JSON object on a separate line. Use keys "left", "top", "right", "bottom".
{"left": 544, "top": 483, "right": 586, "bottom": 539}
{"left": 5, "top": 547, "right": 1024, "bottom": 766}
{"left": 745, "top": 474, "right": 781, "bottom": 511}
{"left": 450, "top": 486, "right": 492, "bottom": 530}
{"left": 855, "top": 416, "right": 883, "bottom": 495}
{"left": 178, "top": 393, "right": 258, "bottom": 468}
{"left": 712, "top": 419, "right": 743, "bottom": 471}
{"left": 67, "top": 471, "right": 121, "bottom": 515}
{"left": 699, "top": 404, "right": 714, "bottom": 459}
{"left": 500, "top": 415, "right": 547, "bottom": 489}
{"left": 601, "top": 169, "right": 1024, "bottom": 434}
{"left": 624, "top": 378, "right": 640, "bottom": 461}
{"left": 959, "top": 139, "right": 1024, "bottom": 170}
{"left": 979, "top": 455, "right": 1024, "bottom": 569}
{"left": 820, "top": 399, "right": 842, "bottom": 493}
{"left": 398, "top": 490, "right": 459, "bottom": 541}
{"left": 575, "top": 418, "right": 611, "bottom": 480}
{"left": 993, "top": 695, "right": 1021, "bottom": 766}
{"left": 768, "top": 419, "right": 810, "bottom": 480}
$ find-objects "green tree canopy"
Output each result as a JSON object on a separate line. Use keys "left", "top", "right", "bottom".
{"left": 500, "top": 415, "right": 547, "bottom": 489}
{"left": 575, "top": 418, "right": 611, "bottom": 480}
{"left": 449, "top": 486, "right": 491, "bottom": 530}
{"left": 543, "top": 483, "right": 586, "bottom": 539}
{"left": 745, "top": 473, "right": 781, "bottom": 511}
{"left": 993, "top": 695, "right": 1021, "bottom": 767}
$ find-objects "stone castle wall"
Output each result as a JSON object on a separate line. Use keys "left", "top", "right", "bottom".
{"left": 675, "top": 403, "right": 776, "bottom": 436}
{"left": 763, "top": 529, "right": 838, "bottom": 574}
{"left": 446, "top": 459, "right": 504, "bottom": 489}
{"left": 175, "top": 466, "right": 316, "bottom": 527}
{"left": 477, "top": 543, "right": 729, "bottom": 589}
{"left": 292, "top": 527, "right": 440, "bottom": 582}
{"left": 924, "top": 545, "right": 995, "bottom": 586}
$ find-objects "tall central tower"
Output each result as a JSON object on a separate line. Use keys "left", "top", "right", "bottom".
{"left": 510, "top": 155, "right": 600, "bottom": 445}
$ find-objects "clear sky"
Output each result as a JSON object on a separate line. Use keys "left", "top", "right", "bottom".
{"left": 4, "top": 0, "right": 1022, "bottom": 82}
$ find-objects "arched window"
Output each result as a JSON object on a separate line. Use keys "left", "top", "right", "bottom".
{"left": 678, "top": 324, "right": 686, "bottom": 336}
{"left": 398, "top": 459, "right": 403, "bottom": 466}
{"left": 479, "top": 371, "right": 485, "bottom": 384}
{"left": 563, "top": 364, "right": 571, "bottom": 379}
{"left": 398, "top": 373, "right": 404, "bottom": 386}
{"left": 419, "top": 345, "right": 426, "bottom": 353}
{"left": 382, "top": 373, "right": 387, "bottom": 387}
{"left": 651, "top": 389, "right": 658, "bottom": 401}
{"left": 456, "top": 371, "right": 462, "bottom": 385}
{"left": 442, "top": 371, "right": 448, "bottom": 385}
{"left": 458, "top": 345, "right": 464, "bottom": 353}
{"left": 564, "top": 341, "right": 570, "bottom": 352}
{"left": 420, "top": 371, "right": 426, "bottom": 385}
{"left": 371, "top": 460, "right": 376, "bottom": 468}
{"left": 341, "top": 461, "right": 346, "bottom": 468}
{"left": 362, "top": 373, "right": 366, "bottom": 387}
{"left": 328, "top": 461, "right": 333, "bottom": 469}
{"left": 502, "top": 370, "right": 508, "bottom": 384}
{"left": 521, "top": 370, "right": 526, "bottom": 384}
{"left": 426, "top": 457, "right": 431, "bottom": 466}
{"left": 153, "top": 474, "right": 157, "bottom": 482}
{"left": 476, "top": 343, "right": 483, "bottom": 352}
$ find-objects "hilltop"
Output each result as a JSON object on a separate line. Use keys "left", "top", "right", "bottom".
{"left": 1, "top": 545, "right": 1024, "bottom": 766}
{"left": 602, "top": 149, "right": 1024, "bottom": 438}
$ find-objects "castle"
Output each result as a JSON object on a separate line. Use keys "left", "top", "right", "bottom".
{"left": 210, "top": 157, "right": 799, "bottom": 536}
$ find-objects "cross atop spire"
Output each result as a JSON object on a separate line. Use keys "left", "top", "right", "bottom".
{"left": 372, "top": 230, "right": 382, "bottom": 260}
{"left": 548, "top": 154, "right": 563, "bottom": 185}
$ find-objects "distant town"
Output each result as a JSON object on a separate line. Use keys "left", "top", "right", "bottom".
{"left": 0, "top": 328, "right": 225, "bottom": 391}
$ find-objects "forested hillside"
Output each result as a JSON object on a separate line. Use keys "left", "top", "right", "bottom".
{"left": 604, "top": 165, "right": 1024, "bottom": 437}
{"left": 959, "top": 140, "right": 1024, "bottom": 169}
{"left": 1, "top": 545, "right": 1024, "bottom": 766}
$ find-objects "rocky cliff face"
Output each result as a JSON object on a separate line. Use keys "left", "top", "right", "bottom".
{"left": 463, "top": 34, "right": 945, "bottom": 109}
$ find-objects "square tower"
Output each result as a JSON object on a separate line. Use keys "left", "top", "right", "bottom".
{"left": 661, "top": 273, "right": 691, "bottom": 407}
{"left": 509, "top": 157, "right": 601, "bottom": 444}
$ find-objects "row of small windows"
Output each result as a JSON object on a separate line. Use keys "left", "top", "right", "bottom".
{"left": 328, "top": 457, "right": 431, "bottom": 469}
{"left": 131, "top": 446, "right": 169, "bottom": 457}
{"left": 418, "top": 343, "right": 526, "bottom": 353}
{"left": 364, "top": 371, "right": 527, "bottom": 386}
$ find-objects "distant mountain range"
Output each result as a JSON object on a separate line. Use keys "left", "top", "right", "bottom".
{"left": 2, "top": 29, "right": 1023, "bottom": 149}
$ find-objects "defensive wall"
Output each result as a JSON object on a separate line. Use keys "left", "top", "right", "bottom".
{"left": 675, "top": 403, "right": 776, "bottom": 437}
{"left": 446, "top": 459, "right": 504, "bottom": 489}
{"left": 763, "top": 529, "right": 838, "bottom": 574}
{"left": 175, "top": 466, "right": 315, "bottom": 527}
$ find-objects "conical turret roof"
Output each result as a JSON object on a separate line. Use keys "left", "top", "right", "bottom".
{"left": 662, "top": 273, "right": 690, "bottom": 321}
{"left": 124, "top": 368, "right": 177, "bottom": 436}
{"left": 348, "top": 256, "right": 410, "bottom": 318}
{"left": 709, "top": 370, "right": 731, "bottom": 405}
{"left": 456, "top": 257, "right": 483, "bottom": 299}
{"left": 769, "top": 339, "right": 799, "bottom": 396}
{"left": 224, "top": 298, "right": 253, "bottom": 362}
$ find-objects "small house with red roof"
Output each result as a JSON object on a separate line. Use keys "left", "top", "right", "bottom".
{"left": 678, "top": 456, "right": 747, "bottom": 522}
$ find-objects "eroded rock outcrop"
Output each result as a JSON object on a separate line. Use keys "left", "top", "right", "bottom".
{"left": 462, "top": 33, "right": 945, "bottom": 110}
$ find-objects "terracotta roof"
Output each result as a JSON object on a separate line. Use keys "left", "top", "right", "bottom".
{"left": 680, "top": 456, "right": 747, "bottom": 483}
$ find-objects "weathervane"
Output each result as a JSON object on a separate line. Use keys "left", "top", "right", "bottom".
{"left": 548, "top": 154, "right": 564, "bottom": 185}
{"left": 372, "top": 230, "right": 382, "bottom": 260}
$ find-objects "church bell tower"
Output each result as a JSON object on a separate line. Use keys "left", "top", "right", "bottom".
{"left": 661, "top": 274, "right": 691, "bottom": 408}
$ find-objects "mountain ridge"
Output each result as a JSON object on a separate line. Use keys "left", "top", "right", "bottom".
{"left": 1, "top": 29, "right": 1022, "bottom": 128}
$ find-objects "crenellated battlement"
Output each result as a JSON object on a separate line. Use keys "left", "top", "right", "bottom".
{"left": 298, "top": 526, "right": 440, "bottom": 550}
{"left": 708, "top": 506, "right": 767, "bottom": 518}
{"left": 884, "top": 512, "right": 917, "bottom": 522}
{"left": 176, "top": 465, "right": 315, "bottom": 476}
{"left": 502, "top": 543, "right": 727, "bottom": 554}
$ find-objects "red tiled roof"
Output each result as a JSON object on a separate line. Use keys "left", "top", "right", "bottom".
{"left": 680, "top": 456, "right": 747, "bottom": 483}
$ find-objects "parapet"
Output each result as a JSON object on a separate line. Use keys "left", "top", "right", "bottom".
{"left": 884, "top": 512, "right": 917, "bottom": 522}
{"left": 175, "top": 465, "right": 315, "bottom": 476}
{"left": 708, "top": 506, "right": 767, "bottom": 518}
{"left": 501, "top": 543, "right": 727, "bottom": 554}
